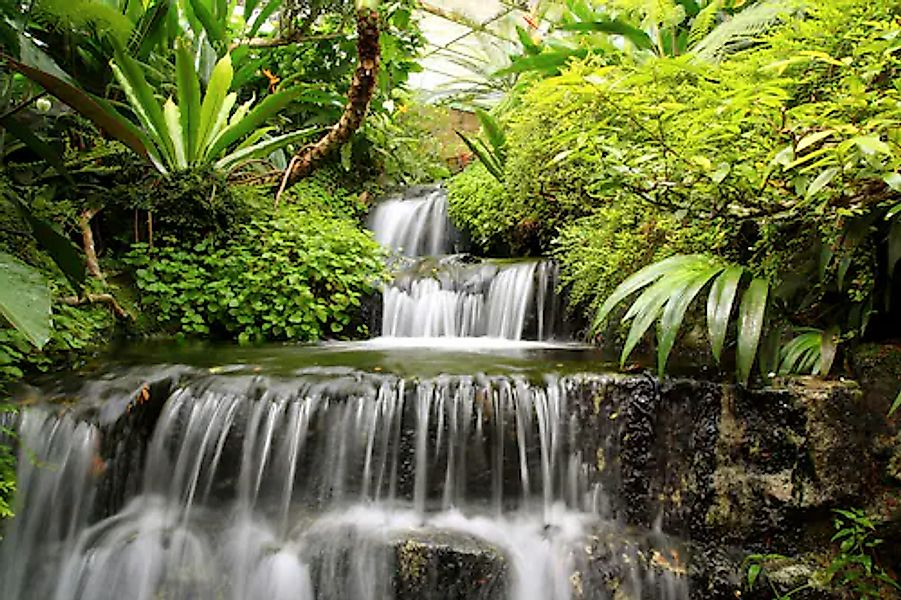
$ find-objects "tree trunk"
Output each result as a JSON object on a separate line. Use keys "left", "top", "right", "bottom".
{"left": 279, "top": 8, "right": 381, "bottom": 195}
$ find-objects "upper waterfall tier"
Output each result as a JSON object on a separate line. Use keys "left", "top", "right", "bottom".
{"left": 369, "top": 186, "right": 456, "bottom": 257}
{"left": 368, "top": 186, "right": 572, "bottom": 341}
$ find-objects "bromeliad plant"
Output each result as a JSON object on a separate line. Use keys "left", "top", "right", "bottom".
{"left": 111, "top": 42, "right": 317, "bottom": 175}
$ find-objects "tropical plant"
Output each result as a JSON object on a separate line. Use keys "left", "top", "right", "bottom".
{"left": 500, "top": 0, "right": 797, "bottom": 77}
{"left": 456, "top": 109, "right": 507, "bottom": 181}
{"left": 110, "top": 42, "right": 319, "bottom": 175}
{"left": 778, "top": 327, "right": 839, "bottom": 376}
{"left": 592, "top": 254, "right": 770, "bottom": 383}
{"left": 745, "top": 509, "right": 901, "bottom": 599}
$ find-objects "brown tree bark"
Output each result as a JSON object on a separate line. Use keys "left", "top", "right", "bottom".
{"left": 278, "top": 8, "right": 381, "bottom": 199}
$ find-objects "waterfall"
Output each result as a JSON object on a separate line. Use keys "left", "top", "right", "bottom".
{"left": 369, "top": 187, "right": 452, "bottom": 258}
{"left": 0, "top": 369, "right": 688, "bottom": 600}
{"left": 369, "top": 187, "right": 563, "bottom": 341}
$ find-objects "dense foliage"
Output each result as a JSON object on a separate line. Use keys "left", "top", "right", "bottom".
{"left": 449, "top": 0, "right": 901, "bottom": 380}
{"left": 125, "top": 184, "right": 385, "bottom": 343}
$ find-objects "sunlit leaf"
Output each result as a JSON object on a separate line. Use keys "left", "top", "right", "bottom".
{"left": 0, "top": 252, "right": 51, "bottom": 349}
{"left": 706, "top": 265, "right": 743, "bottom": 363}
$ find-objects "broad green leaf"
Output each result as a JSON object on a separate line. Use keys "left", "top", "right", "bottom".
{"left": 5, "top": 57, "right": 150, "bottom": 160}
{"left": 657, "top": 265, "right": 722, "bottom": 376}
{"left": 0, "top": 252, "right": 51, "bottom": 348}
{"left": 806, "top": 167, "right": 839, "bottom": 198}
{"left": 748, "top": 564, "right": 761, "bottom": 588}
{"left": 176, "top": 40, "right": 202, "bottom": 161}
{"left": 496, "top": 49, "right": 589, "bottom": 76}
{"left": 215, "top": 127, "right": 319, "bottom": 171}
{"left": 620, "top": 273, "right": 689, "bottom": 367}
{"left": 706, "top": 265, "right": 743, "bottom": 363}
{"left": 736, "top": 278, "right": 769, "bottom": 385}
{"left": 516, "top": 25, "right": 542, "bottom": 55}
{"left": 198, "top": 54, "right": 234, "bottom": 153}
{"left": 779, "top": 330, "right": 820, "bottom": 375}
{"left": 11, "top": 197, "right": 85, "bottom": 293}
{"left": 457, "top": 131, "right": 503, "bottom": 181}
{"left": 593, "top": 254, "right": 701, "bottom": 333}
{"left": 0, "top": 114, "right": 73, "bottom": 183}
{"left": 559, "top": 19, "right": 655, "bottom": 51}
{"left": 885, "top": 173, "right": 901, "bottom": 193}
{"left": 796, "top": 129, "right": 835, "bottom": 153}
{"left": 206, "top": 88, "right": 301, "bottom": 159}
{"left": 476, "top": 109, "right": 506, "bottom": 159}
{"left": 163, "top": 98, "right": 187, "bottom": 169}
{"left": 204, "top": 92, "right": 238, "bottom": 156}
{"left": 111, "top": 44, "right": 175, "bottom": 163}
{"left": 854, "top": 136, "right": 890, "bottom": 156}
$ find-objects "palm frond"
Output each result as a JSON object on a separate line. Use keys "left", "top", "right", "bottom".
{"left": 691, "top": 0, "right": 800, "bottom": 63}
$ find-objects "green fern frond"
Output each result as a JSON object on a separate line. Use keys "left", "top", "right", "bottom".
{"left": 691, "top": 0, "right": 802, "bottom": 63}
{"left": 687, "top": 0, "right": 722, "bottom": 49}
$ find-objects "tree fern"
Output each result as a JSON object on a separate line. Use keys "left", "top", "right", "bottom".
{"left": 691, "top": 0, "right": 800, "bottom": 63}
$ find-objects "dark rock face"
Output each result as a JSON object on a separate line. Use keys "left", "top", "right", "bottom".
{"left": 393, "top": 531, "right": 507, "bottom": 600}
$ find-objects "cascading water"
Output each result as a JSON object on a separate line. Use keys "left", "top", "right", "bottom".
{"left": 0, "top": 366, "right": 688, "bottom": 600}
{"left": 371, "top": 187, "right": 563, "bottom": 341}
{"left": 0, "top": 184, "right": 690, "bottom": 600}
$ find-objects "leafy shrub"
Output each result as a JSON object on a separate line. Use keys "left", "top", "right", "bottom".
{"left": 125, "top": 198, "right": 386, "bottom": 343}
{"left": 555, "top": 203, "right": 726, "bottom": 313}
{"left": 447, "top": 162, "right": 526, "bottom": 255}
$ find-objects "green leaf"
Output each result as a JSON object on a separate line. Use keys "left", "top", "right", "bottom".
{"left": 496, "top": 49, "right": 588, "bottom": 76}
{"left": 0, "top": 114, "right": 73, "bottom": 183}
{"left": 206, "top": 87, "right": 301, "bottom": 159}
{"left": 736, "top": 278, "right": 769, "bottom": 385}
{"left": 186, "top": 0, "right": 227, "bottom": 49}
{"left": 4, "top": 56, "right": 150, "bottom": 161}
{"left": 11, "top": 197, "right": 85, "bottom": 293}
{"left": 198, "top": 53, "right": 234, "bottom": 153}
{"left": 854, "top": 136, "right": 891, "bottom": 156}
{"left": 796, "top": 129, "right": 835, "bottom": 153}
{"left": 806, "top": 167, "right": 839, "bottom": 198}
{"left": 163, "top": 98, "right": 187, "bottom": 169}
{"left": 247, "top": 0, "right": 284, "bottom": 39}
{"left": 457, "top": 131, "right": 503, "bottom": 181}
{"left": 621, "top": 273, "right": 687, "bottom": 367}
{"left": 748, "top": 564, "right": 762, "bottom": 588}
{"left": 175, "top": 39, "right": 202, "bottom": 161}
{"left": 657, "top": 264, "right": 722, "bottom": 376}
{"left": 0, "top": 252, "right": 51, "bottom": 348}
{"left": 593, "top": 254, "right": 701, "bottom": 333}
{"left": 706, "top": 265, "right": 743, "bottom": 363}
{"left": 111, "top": 43, "right": 174, "bottom": 164}
{"left": 559, "top": 19, "right": 655, "bottom": 51}
{"left": 891, "top": 389, "right": 901, "bottom": 416}
{"left": 516, "top": 25, "right": 542, "bottom": 55}
{"left": 475, "top": 109, "right": 506, "bottom": 159}
{"left": 214, "top": 126, "right": 319, "bottom": 171}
